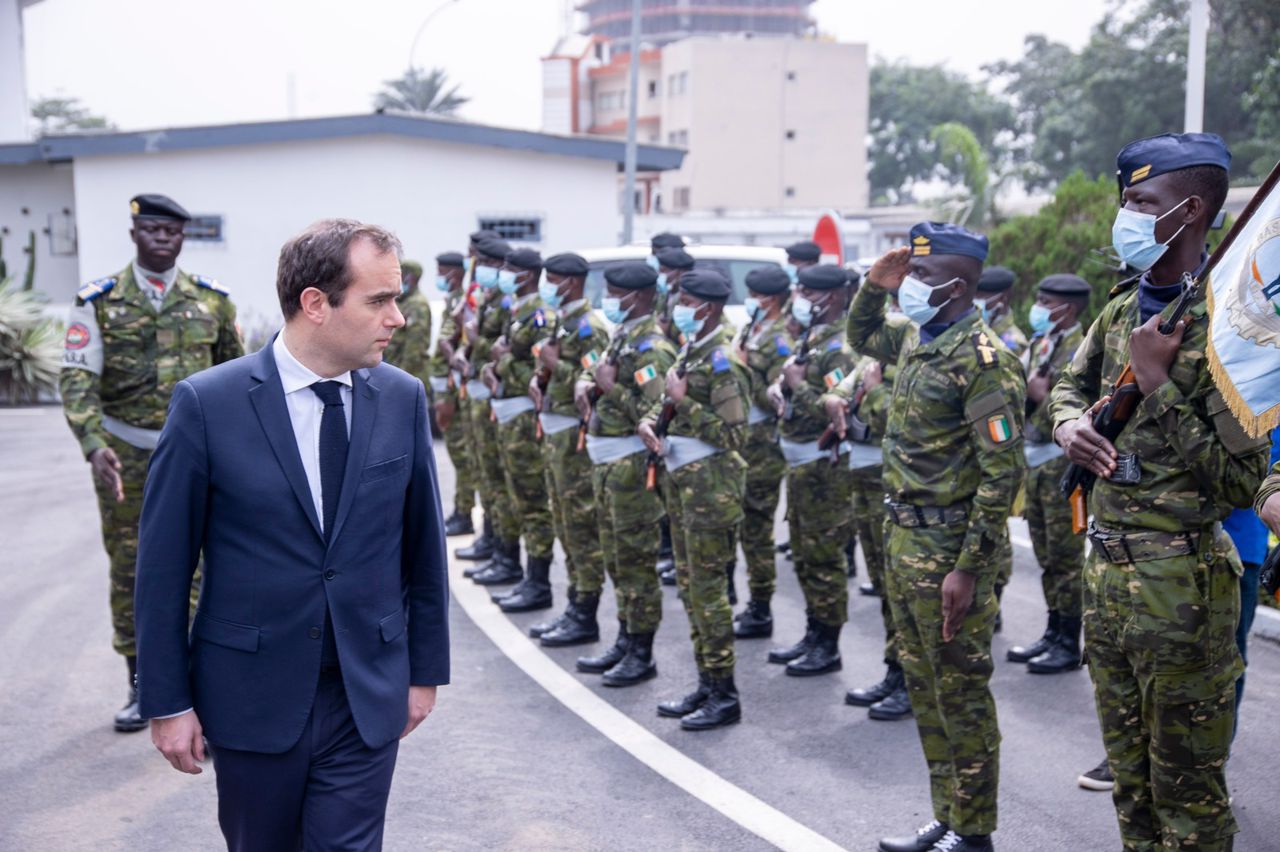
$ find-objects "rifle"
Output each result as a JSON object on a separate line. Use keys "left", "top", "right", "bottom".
{"left": 781, "top": 324, "right": 814, "bottom": 421}
{"left": 736, "top": 305, "right": 763, "bottom": 349}
{"left": 818, "top": 381, "right": 870, "bottom": 465}
{"left": 577, "top": 344, "right": 618, "bottom": 452}
{"left": 646, "top": 341, "right": 692, "bottom": 490}
{"left": 533, "top": 317, "right": 559, "bottom": 440}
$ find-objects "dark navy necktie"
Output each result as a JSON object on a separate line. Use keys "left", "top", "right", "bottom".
{"left": 310, "top": 380, "right": 349, "bottom": 540}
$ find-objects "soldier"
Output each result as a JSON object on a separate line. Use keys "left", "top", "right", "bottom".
{"left": 783, "top": 240, "right": 822, "bottom": 284}
{"left": 649, "top": 236, "right": 686, "bottom": 583}
{"left": 484, "top": 248, "right": 557, "bottom": 611}
{"left": 1050, "top": 133, "right": 1267, "bottom": 852}
{"left": 427, "top": 252, "right": 477, "bottom": 536}
{"left": 765, "top": 264, "right": 855, "bottom": 677}
{"left": 850, "top": 223, "right": 1025, "bottom": 852}
{"left": 731, "top": 266, "right": 793, "bottom": 639}
{"left": 1005, "top": 274, "right": 1091, "bottom": 675}
{"left": 381, "top": 259, "right": 433, "bottom": 385}
{"left": 61, "top": 193, "right": 243, "bottom": 732}
{"left": 574, "top": 262, "right": 677, "bottom": 686}
{"left": 527, "top": 253, "right": 610, "bottom": 646}
{"left": 640, "top": 269, "right": 750, "bottom": 729}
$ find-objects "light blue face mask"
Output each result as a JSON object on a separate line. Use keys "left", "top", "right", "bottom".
{"left": 973, "top": 297, "right": 991, "bottom": 325}
{"left": 656, "top": 273, "right": 670, "bottom": 295}
{"left": 1111, "top": 197, "right": 1190, "bottom": 271}
{"left": 672, "top": 304, "right": 704, "bottom": 337}
{"left": 646, "top": 255, "right": 660, "bottom": 271}
{"left": 783, "top": 263, "right": 799, "bottom": 285}
{"left": 1028, "top": 302, "right": 1065, "bottom": 336}
{"left": 497, "top": 269, "right": 520, "bottom": 295}
{"left": 898, "top": 275, "right": 957, "bottom": 326}
{"left": 602, "top": 296, "right": 628, "bottom": 324}
{"left": 475, "top": 265, "right": 499, "bottom": 289}
{"left": 434, "top": 274, "right": 451, "bottom": 293}
{"left": 791, "top": 294, "right": 815, "bottom": 327}
{"left": 538, "top": 280, "right": 563, "bottom": 307}
{"left": 744, "top": 296, "right": 762, "bottom": 318}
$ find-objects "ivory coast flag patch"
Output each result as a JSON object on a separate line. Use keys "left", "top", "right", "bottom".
{"left": 823, "top": 367, "right": 845, "bottom": 389}
{"left": 987, "top": 414, "right": 1012, "bottom": 443}
{"left": 581, "top": 350, "right": 600, "bottom": 369}
{"left": 634, "top": 364, "right": 659, "bottom": 385}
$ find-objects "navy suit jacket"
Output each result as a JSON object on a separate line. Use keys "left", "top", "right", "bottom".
{"left": 135, "top": 341, "right": 450, "bottom": 753}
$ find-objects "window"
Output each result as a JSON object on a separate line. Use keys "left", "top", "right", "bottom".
{"left": 785, "top": 130, "right": 796, "bottom": 140}
{"left": 673, "top": 187, "right": 691, "bottom": 210}
{"left": 786, "top": 71, "right": 796, "bottom": 81}
{"left": 648, "top": 80, "right": 658, "bottom": 98}
{"left": 184, "top": 215, "right": 224, "bottom": 243}
{"left": 785, "top": 187, "right": 796, "bottom": 198}
{"left": 478, "top": 217, "right": 542, "bottom": 242}
{"left": 666, "top": 129, "right": 688, "bottom": 147}
{"left": 667, "top": 71, "right": 688, "bottom": 96}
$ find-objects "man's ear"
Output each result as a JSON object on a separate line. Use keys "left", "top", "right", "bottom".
{"left": 299, "top": 287, "right": 329, "bottom": 324}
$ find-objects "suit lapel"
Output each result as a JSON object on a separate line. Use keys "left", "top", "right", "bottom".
{"left": 327, "top": 368, "right": 378, "bottom": 547}
{"left": 248, "top": 344, "right": 324, "bottom": 541}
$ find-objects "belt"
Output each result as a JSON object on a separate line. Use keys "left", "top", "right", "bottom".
{"left": 1023, "top": 440, "right": 1065, "bottom": 469}
{"left": 490, "top": 395, "right": 535, "bottom": 424}
{"left": 427, "top": 376, "right": 449, "bottom": 394}
{"left": 1086, "top": 522, "right": 1197, "bottom": 564}
{"left": 747, "top": 404, "right": 773, "bottom": 426}
{"left": 586, "top": 434, "right": 647, "bottom": 465}
{"left": 662, "top": 435, "right": 723, "bottom": 471}
{"left": 464, "top": 379, "right": 491, "bottom": 401}
{"left": 885, "top": 500, "right": 968, "bottom": 528}
{"left": 539, "top": 412, "right": 579, "bottom": 436}
{"left": 102, "top": 414, "right": 162, "bottom": 451}
{"left": 778, "top": 436, "right": 841, "bottom": 467}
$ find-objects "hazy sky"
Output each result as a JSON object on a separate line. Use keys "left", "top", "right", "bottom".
{"left": 24, "top": 0, "right": 1112, "bottom": 133}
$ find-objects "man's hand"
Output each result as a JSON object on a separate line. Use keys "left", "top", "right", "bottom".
{"left": 538, "top": 339, "right": 560, "bottom": 370}
{"left": 664, "top": 367, "right": 687, "bottom": 404}
{"left": 449, "top": 351, "right": 471, "bottom": 378}
{"left": 638, "top": 421, "right": 663, "bottom": 455}
{"left": 437, "top": 339, "right": 455, "bottom": 363}
{"left": 1262, "top": 494, "right": 1280, "bottom": 538}
{"left": 1055, "top": 413, "right": 1117, "bottom": 480}
{"left": 941, "top": 570, "right": 977, "bottom": 643}
{"left": 528, "top": 376, "right": 543, "bottom": 411}
{"left": 866, "top": 246, "right": 912, "bottom": 292}
{"left": 781, "top": 357, "right": 806, "bottom": 391}
{"left": 1027, "top": 372, "right": 1051, "bottom": 404}
{"left": 434, "top": 398, "right": 456, "bottom": 431}
{"left": 481, "top": 364, "right": 500, "bottom": 394}
{"left": 89, "top": 447, "right": 124, "bottom": 503}
{"left": 862, "top": 361, "right": 883, "bottom": 392}
{"left": 574, "top": 381, "right": 596, "bottom": 420}
{"left": 400, "top": 686, "right": 437, "bottom": 739}
{"left": 824, "top": 396, "right": 849, "bottom": 439}
{"left": 490, "top": 337, "right": 511, "bottom": 360}
{"left": 595, "top": 361, "right": 618, "bottom": 395}
{"left": 152, "top": 710, "right": 205, "bottom": 774}
{"left": 766, "top": 381, "right": 786, "bottom": 417}
{"left": 1130, "top": 314, "right": 1186, "bottom": 395}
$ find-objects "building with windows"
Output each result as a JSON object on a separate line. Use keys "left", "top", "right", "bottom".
{"left": 578, "top": 0, "right": 816, "bottom": 48}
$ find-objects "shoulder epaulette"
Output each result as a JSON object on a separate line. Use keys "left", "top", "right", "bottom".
{"left": 1107, "top": 273, "right": 1142, "bottom": 300}
{"left": 76, "top": 276, "right": 117, "bottom": 303}
{"left": 192, "top": 274, "right": 230, "bottom": 296}
{"left": 973, "top": 330, "right": 999, "bottom": 369}
{"left": 826, "top": 338, "right": 843, "bottom": 351}
{"left": 710, "top": 348, "right": 731, "bottom": 373}
{"left": 774, "top": 335, "right": 792, "bottom": 356}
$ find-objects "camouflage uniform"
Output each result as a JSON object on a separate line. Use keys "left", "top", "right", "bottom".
{"left": 61, "top": 265, "right": 242, "bottom": 657}
{"left": 429, "top": 287, "right": 476, "bottom": 517}
{"left": 848, "top": 284, "right": 1026, "bottom": 837}
{"left": 988, "top": 311, "right": 1027, "bottom": 591}
{"left": 1050, "top": 278, "right": 1268, "bottom": 851}
{"left": 646, "top": 321, "right": 750, "bottom": 676}
{"left": 777, "top": 322, "right": 856, "bottom": 629}
{"left": 467, "top": 291, "right": 516, "bottom": 542}
{"left": 382, "top": 288, "right": 433, "bottom": 384}
{"left": 584, "top": 315, "right": 677, "bottom": 634}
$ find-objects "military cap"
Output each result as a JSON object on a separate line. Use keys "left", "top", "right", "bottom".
{"left": 544, "top": 252, "right": 589, "bottom": 276}
{"left": 845, "top": 266, "right": 863, "bottom": 287}
{"left": 977, "top": 266, "right": 1016, "bottom": 293}
{"left": 745, "top": 266, "right": 791, "bottom": 295}
{"left": 470, "top": 229, "right": 500, "bottom": 244}
{"left": 650, "top": 232, "right": 685, "bottom": 251}
{"left": 1117, "top": 132, "right": 1231, "bottom": 188}
{"left": 603, "top": 262, "right": 658, "bottom": 290}
{"left": 505, "top": 247, "right": 543, "bottom": 271}
{"left": 475, "top": 237, "right": 512, "bottom": 261}
{"left": 655, "top": 247, "right": 695, "bottom": 270}
{"left": 797, "top": 264, "right": 848, "bottom": 291}
{"left": 909, "top": 222, "right": 989, "bottom": 262}
{"left": 785, "top": 241, "right": 822, "bottom": 262}
{"left": 678, "top": 268, "right": 731, "bottom": 303}
{"left": 401, "top": 260, "right": 423, "bottom": 276}
{"left": 130, "top": 194, "right": 190, "bottom": 221}
{"left": 1037, "top": 273, "right": 1092, "bottom": 297}
{"left": 436, "top": 251, "right": 466, "bottom": 268}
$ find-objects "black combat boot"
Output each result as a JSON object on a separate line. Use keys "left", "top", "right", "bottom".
{"left": 657, "top": 671, "right": 710, "bottom": 718}
{"left": 529, "top": 588, "right": 576, "bottom": 638}
{"left": 491, "top": 550, "right": 547, "bottom": 604}
{"left": 656, "top": 518, "right": 674, "bottom": 575}
{"left": 602, "top": 631, "right": 657, "bottom": 687}
{"left": 114, "top": 656, "right": 146, "bottom": 733}
{"left": 577, "top": 619, "right": 629, "bottom": 673}
{"left": 733, "top": 599, "right": 773, "bottom": 639}
{"left": 456, "top": 517, "right": 495, "bottom": 561}
{"left": 859, "top": 581, "right": 880, "bottom": 597}
{"left": 768, "top": 614, "right": 817, "bottom": 664}
{"left": 993, "top": 583, "right": 1004, "bottom": 634}
{"left": 868, "top": 677, "right": 913, "bottom": 721}
{"left": 659, "top": 563, "right": 677, "bottom": 586}
{"left": 845, "top": 538, "right": 858, "bottom": 578}
{"left": 542, "top": 591, "right": 600, "bottom": 647}
{"left": 498, "top": 557, "right": 554, "bottom": 612}
{"left": 930, "top": 830, "right": 993, "bottom": 852}
{"left": 877, "top": 819, "right": 949, "bottom": 852}
{"left": 443, "top": 510, "right": 474, "bottom": 536}
{"left": 679, "top": 674, "right": 741, "bottom": 731}
{"left": 725, "top": 560, "right": 737, "bottom": 606}
{"left": 845, "top": 662, "right": 902, "bottom": 707}
{"left": 786, "top": 621, "right": 842, "bottom": 676}
{"left": 1028, "top": 614, "right": 1082, "bottom": 674}
{"left": 1007, "top": 610, "right": 1059, "bottom": 663}
{"left": 472, "top": 540, "right": 523, "bottom": 586}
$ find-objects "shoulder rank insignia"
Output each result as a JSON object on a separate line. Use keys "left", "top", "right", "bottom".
{"left": 578, "top": 319, "right": 593, "bottom": 338}
{"left": 533, "top": 308, "right": 546, "bottom": 328}
{"left": 826, "top": 338, "right": 843, "bottom": 351}
{"left": 636, "top": 337, "right": 654, "bottom": 353}
{"left": 501, "top": 295, "right": 513, "bottom": 310}
{"left": 823, "top": 367, "right": 846, "bottom": 389}
{"left": 77, "top": 276, "right": 117, "bottom": 303}
{"left": 711, "top": 348, "right": 730, "bottom": 374}
{"left": 192, "top": 275, "right": 230, "bottom": 296}
{"left": 973, "top": 331, "right": 999, "bottom": 369}
{"left": 1000, "top": 331, "right": 1019, "bottom": 350}
{"left": 775, "top": 335, "right": 791, "bottom": 356}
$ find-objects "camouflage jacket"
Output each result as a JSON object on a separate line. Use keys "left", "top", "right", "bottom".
{"left": 428, "top": 288, "right": 465, "bottom": 381}
{"left": 777, "top": 321, "right": 856, "bottom": 443}
{"left": 1253, "top": 461, "right": 1280, "bottom": 517}
{"left": 544, "top": 300, "right": 609, "bottom": 419}
{"left": 1023, "top": 323, "right": 1083, "bottom": 444}
{"left": 468, "top": 289, "right": 511, "bottom": 370}
{"left": 584, "top": 314, "right": 678, "bottom": 438}
{"left": 60, "top": 264, "right": 242, "bottom": 457}
{"left": 643, "top": 319, "right": 750, "bottom": 453}
{"left": 383, "top": 289, "right": 433, "bottom": 384}
{"left": 494, "top": 293, "right": 555, "bottom": 399}
{"left": 848, "top": 283, "right": 1026, "bottom": 578}
{"left": 743, "top": 314, "right": 793, "bottom": 416}
{"left": 991, "top": 310, "right": 1029, "bottom": 359}
{"left": 822, "top": 352, "right": 902, "bottom": 447}
{"left": 1049, "top": 281, "right": 1270, "bottom": 535}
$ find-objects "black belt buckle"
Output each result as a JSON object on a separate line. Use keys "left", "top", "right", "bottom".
{"left": 1110, "top": 453, "right": 1142, "bottom": 485}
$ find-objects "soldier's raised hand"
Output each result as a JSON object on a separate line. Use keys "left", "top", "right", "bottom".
{"left": 866, "top": 246, "right": 912, "bottom": 292}
{"left": 89, "top": 447, "right": 125, "bottom": 503}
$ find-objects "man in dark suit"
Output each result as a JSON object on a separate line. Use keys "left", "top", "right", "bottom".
{"left": 135, "top": 219, "right": 450, "bottom": 852}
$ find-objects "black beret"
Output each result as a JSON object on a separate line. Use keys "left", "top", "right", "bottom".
{"left": 655, "top": 247, "right": 694, "bottom": 270}
{"left": 977, "top": 266, "right": 1016, "bottom": 293}
{"left": 130, "top": 194, "right": 190, "bottom": 221}
{"left": 845, "top": 267, "right": 863, "bottom": 287}
{"left": 679, "top": 268, "right": 731, "bottom": 303}
{"left": 650, "top": 232, "right": 685, "bottom": 251}
{"left": 1038, "top": 274, "right": 1092, "bottom": 297}
{"left": 544, "top": 253, "right": 589, "bottom": 276}
{"left": 785, "top": 241, "right": 822, "bottom": 262}
{"left": 505, "top": 247, "right": 543, "bottom": 271}
{"left": 470, "top": 229, "right": 500, "bottom": 244}
{"left": 745, "top": 266, "right": 791, "bottom": 295}
{"left": 603, "top": 262, "right": 658, "bottom": 290}
{"left": 797, "top": 264, "right": 847, "bottom": 291}
{"left": 435, "top": 251, "right": 465, "bottom": 268}
{"left": 476, "top": 237, "right": 511, "bottom": 261}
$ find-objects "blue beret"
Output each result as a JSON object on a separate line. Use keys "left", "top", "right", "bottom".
{"left": 650, "top": 232, "right": 685, "bottom": 251}
{"left": 745, "top": 266, "right": 791, "bottom": 295}
{"left": 655, "top": 247, "right": 694, "bottom": 270}
{"left": 603, "top": 262, "right": 658, "bottom": 291}
{"left": 797, "top": 264, "right": 848, "bottom": 291}
{"left": 1117, "top": 132, "right": 1231, "bottom": 188}
{"left": 435, "top": 251, "right": 465, "bottom": 268}
{"left": 785, "top": 241, "right": 822, "bottom": 262}
{"left": 977, "top": 266, "right": 1015, "bottom": 292}
{"left": 470, "top": 229, "right": 500, "bottom": 244}
{"left": 544, "top": 252, "right": 589, "bottom": 276}
{"left": 505, "top": 247, "right": 542, "bottom": 271}
{"left": 476, "top": 237, "right": 511, "bottom": 261}
{"left": 909, "top": 222, "right": 989, "bottom": 262}
{"left": 679, "top": 268, "right": 731, "bottom": 302}
{"left": 130, "top": 194, "right": 190, "bottom": 221}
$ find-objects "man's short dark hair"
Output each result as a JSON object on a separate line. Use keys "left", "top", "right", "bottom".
{"left": 277, "top": 219, "right": 403, "bottom": 320}
{"left": 1172, "top": 165, "right": 1230, "bottom": 223}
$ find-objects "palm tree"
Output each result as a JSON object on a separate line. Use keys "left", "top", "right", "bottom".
{"left": 373, "top": 67, "right": 469, "bottom": 116}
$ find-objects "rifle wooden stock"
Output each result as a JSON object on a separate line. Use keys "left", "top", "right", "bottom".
{"left": 645, "top": 344, "right": 692, "bottom": 490}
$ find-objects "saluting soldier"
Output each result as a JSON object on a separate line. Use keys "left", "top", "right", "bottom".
{"left": 381, "top": 259, "right": 433, "bottom": 385}
{"left": 61, "top": 193, "right": 243, "bottom": 732}
{"left": 427, "top": 252, "right": 477, "bottom": 536}
{"left": 850, "top": 223, "right": 1025, "bottom": 852}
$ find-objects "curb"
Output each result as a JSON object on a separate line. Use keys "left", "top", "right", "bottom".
{"left": 1251, "top": 605, "right": 1280, "bottom": 644}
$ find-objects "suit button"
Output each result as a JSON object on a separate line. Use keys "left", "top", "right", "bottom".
{"left": 309, "top": 627, "right": 321, "bottom": 639}
{"left": 324, "top": 569, "right": 336, "bottom": 580}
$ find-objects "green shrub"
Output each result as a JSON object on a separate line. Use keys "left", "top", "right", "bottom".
{"left": 0, "top": 278, "right": 62, "bottom": 403}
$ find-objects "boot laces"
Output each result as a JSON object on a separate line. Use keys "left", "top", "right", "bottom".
{"left": 931, "top": 830, "right": 961, "bottom": 851}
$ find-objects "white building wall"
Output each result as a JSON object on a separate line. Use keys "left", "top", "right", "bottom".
{"left": 541, "top": 58, "right": 574, "bottom": 135}
{"left": 0, "top": 161, "right": 79, "bottom": 301}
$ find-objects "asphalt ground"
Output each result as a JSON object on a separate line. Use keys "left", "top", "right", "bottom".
{"left": 3, "top": 403, "right": 1279, "bottom": 851}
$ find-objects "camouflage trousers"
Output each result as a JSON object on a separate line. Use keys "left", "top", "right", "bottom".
{"left": 993, "top": 524, "right": 1013, "bottom": 590}
{"left": 740, "top": 425, "right": 785, "bottom": 602}
{"left": 1024, "top": 456, "right": 1084, "bottom": 617}
{"left": 468, "top": 397, "right": 515, "bottom": 541}
{"left": 785, "top": 458, "right": 852, "bottom": 627}
{"left": 543, "top": 426, "right": 604, "bottom": 594}
{"left": 94, "top": 434, "right": 199, "bottom": 657}
{"left": 443, "top": 392, "right": 477, "bottom": 515}
{"left": 851, "top": 464, "right": 895, "bottom": 666}
{"left": 592, "top": 453, "right": 663, "bottom": 634}
{"left": 662, "top": 455, "right": 746, "bottom": 676}
{"left": 885, "top": 521, "right": 1000, "bottom": 836}
{"left": 496, "top": 409, "right": 554, "bottom": 560}
{"left": 1084, "top": 526, "right": 1241, "bottom": 851}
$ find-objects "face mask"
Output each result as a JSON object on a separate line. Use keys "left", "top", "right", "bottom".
{"left": 602, "top": 296, "right": 628, "bottom": 324}
{"left": 783, "top": 263, "right": 799, "bottom": 285}
{"left": 672, "top": 304, "right": 704, "bottom": 337}
{"left": 1028, "top": 303, "right": 1064, "bottom": 336}
{"left": 434, "top": 275, "right": 451, "bottom": 293}
{"left": 497, "top": 269, "right": 520, "bottom": 295}
{"left": 744, "top": 296, "right": 762, "bottom": 318}
{"left": 898, "top": 275, "right": 957, "bottom": 326}
{"left": 656, "top": 273, "right": 670, "bottom": 295}
{"left": 972, "top": 297, "right": 990, "bottom": 325}
{"left": 1111, "top": 197, "right": 1191, "bottom": 271}
{"left": 646, "top": 255, "right": 660, "bottom": 271}
{"left": 538, "top": 281, "right": 563, "bottom": 307}
{"left": 791, "top": 295, "right": 815, "bottom": 327}
{"left": 475, "top": 265, "right": 499, "bottom": 289}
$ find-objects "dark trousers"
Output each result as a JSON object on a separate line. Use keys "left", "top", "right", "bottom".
{"left": 210, "top": 669, "right": 400, "bottom": 852}
{"left": 1233, "top": 562, "right": 1261, "bottom": 740}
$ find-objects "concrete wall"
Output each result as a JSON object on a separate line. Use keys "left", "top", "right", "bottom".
{"left": 0, "top": 160, "right": 79, "bottom": 301}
